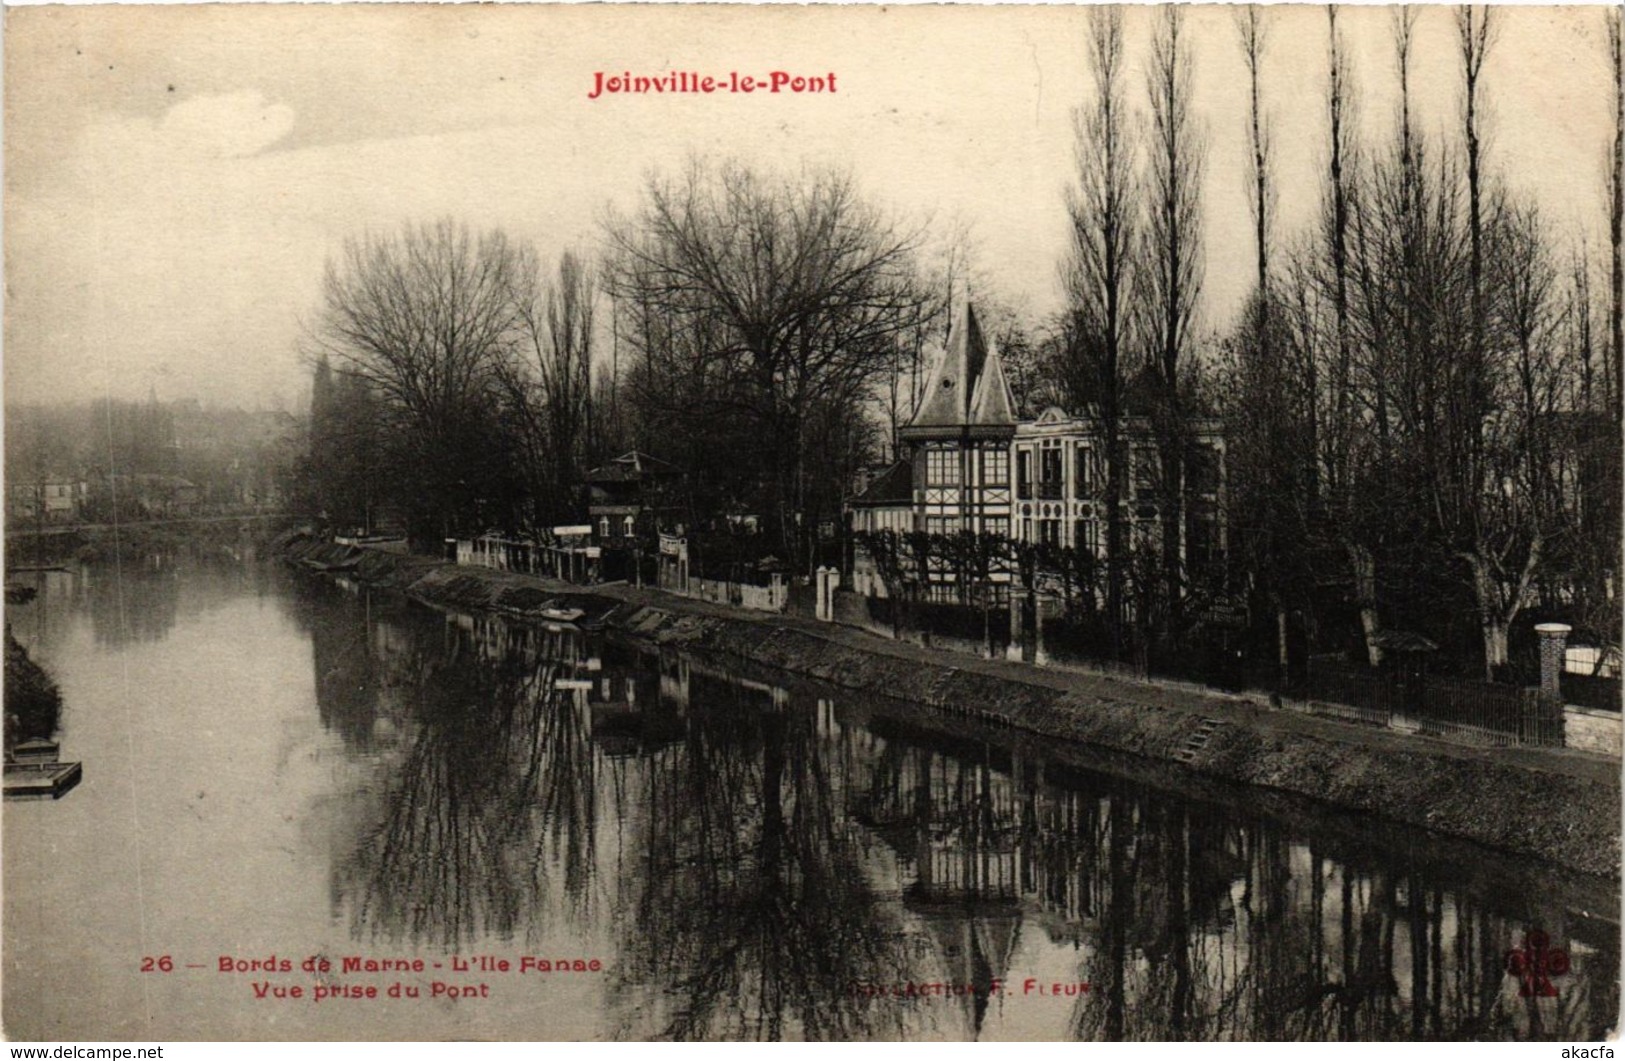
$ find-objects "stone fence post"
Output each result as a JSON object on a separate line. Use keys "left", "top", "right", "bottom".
{"left": 1535, "top": 623, "right": 1572, "bottom": 705}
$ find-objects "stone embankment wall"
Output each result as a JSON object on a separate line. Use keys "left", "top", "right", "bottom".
{"left": 622, "top": 604, "right": 1618, "bottom": 878}
{"left": 277, "top": 534, "right": 1621, "bottom": 879}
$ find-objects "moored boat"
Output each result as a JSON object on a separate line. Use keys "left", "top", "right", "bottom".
{"left": 4, "top": 760, "right": 82, "bottom": 800}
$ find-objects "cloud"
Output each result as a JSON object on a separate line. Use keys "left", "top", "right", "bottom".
{"left": 156, "top": 90, "right": 296, "bottom": 159}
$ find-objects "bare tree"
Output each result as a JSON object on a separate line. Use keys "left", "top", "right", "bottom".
{"left": 1465, "top": 201, "right": 1562, "bottom": 676}
{"left": 502, "top": 249, "right": 597, "bottom": 527}
{"left": 1320, "top": 4, "right": 1383, "bottom": 665}
{"left": 604, "top": 160, "right": 931, "bottom": 568}
{"left": 1060, "top": 6, "right": 1137, "bottom": 639}
{"left": 1238, "top": 6, "right": 1273, "bottom": 306}
{"left": 1559, "top": 243, "right": 1622, "bottom": 647}
{"left": 1456, "top": 5, "right": 1498, "bottom": 523}
{"left": 1458, "top": 6, "right": 1496, "bottom": 367}
{"left": 1142, "top": 4, "right": 1205, "bottom": 629}
{"left": 1449, "top": 6, "right": 1558, "bottom": 678}
{"left": 1226, "top": 5, "right": 1306, "bottom": 676}
{"left": 312, "top": 218, "right": 533, "bottom": 545}
{"left": 1337, "top": 7, "right": 1433, "bottom": 666}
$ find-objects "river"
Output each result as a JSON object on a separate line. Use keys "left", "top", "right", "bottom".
{"left": 3, "top": 553, "right": 1618, "bottom": 1041}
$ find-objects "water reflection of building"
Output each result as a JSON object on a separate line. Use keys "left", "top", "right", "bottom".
{"left": 828, "top": 706, "right": 1620, "bottom": 1041}
{"left": 294, "top": 579, "right": 1616, "bottom": 1041}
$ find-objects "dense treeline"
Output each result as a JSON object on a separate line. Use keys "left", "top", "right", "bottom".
{"left": 1210, "top": 6, "right": 1623, "bottom": 679}
{"left": 298, "top": 6, "right": 1621, "bottom": 682}
{"left": 305, "top": 170, "right": 952, "bottom": 564}
{"left": 1045, "top": 5, "right": 1623, "bottom": 679}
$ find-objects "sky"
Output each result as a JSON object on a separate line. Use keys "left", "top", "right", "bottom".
{"left": 3, "top": 3, "right": 1618, "bottom": 411}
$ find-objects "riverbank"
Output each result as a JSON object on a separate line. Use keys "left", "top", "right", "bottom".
{"left": 277, "top": 533, "right": 1622, "bottom": 879}
{"left": 7, "top": 514, "right": 295, "bottom": 565}
{"left": 3, "top": 628, "right": 61, "bottom": 756}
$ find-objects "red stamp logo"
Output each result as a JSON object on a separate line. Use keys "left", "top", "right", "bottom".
{"left": 1504, "top": 929, "right": 1570, "bottom": 997}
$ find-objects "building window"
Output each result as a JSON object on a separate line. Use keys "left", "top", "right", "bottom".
{"left": 926, "top": 516, "right": 960, "bottom": 536}
{"left": 1040, "top": 518, "right": 1061, "bottom": 547}
{"left": 1074, "top": 518, "right": 1099, "bottom": 553}
{"left": 598, "top": 516, "right": 610, "bottom": 538}
{"left": 1076, "top": 444, "right": 1096, "bottom": 495}
{"left": 1039, "top": 445, "right": 1064, "bottom": 499}
{"left": 926, "top": 448, "right": 957, "bottom": 487}
{"left": 983, "top": 448, "right": 1010, "bottom": 487}
{"left": 1133, "top": 446, "right": 1159, "bottom": 501}
{"left": 983, "top": 516, "right": 1009, "bottom": 540}
{"left": 1189, "top": 445, "right": 1221, "bottom": 497}
{"left": 623, "top": 515, "right": 635, "bottom": 538}
{"left": 1016, "top": 449, "right": 1032, "bottom": 499}
{"left": 1187, "top": 503, "right": 1221, "bottom": 576}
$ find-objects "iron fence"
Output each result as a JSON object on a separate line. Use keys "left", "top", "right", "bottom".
{"left": 1292, "top": 661, "right": 1564, "bottom": 747}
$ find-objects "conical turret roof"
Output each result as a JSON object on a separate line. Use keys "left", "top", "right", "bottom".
{"left": 968, "top": 338, "right": 1016, "bottom": 428}
{"left": 902, "top": 301, "right": 1016, "bottom": 440}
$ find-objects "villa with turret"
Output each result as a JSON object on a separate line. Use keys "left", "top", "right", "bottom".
{"left": 848, "top": 302, "right": 1226, "bottom": 601}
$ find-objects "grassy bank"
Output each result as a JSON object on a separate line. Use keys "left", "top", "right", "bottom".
{"left": 8, "top": 515, "right": 297, "bottom": 566}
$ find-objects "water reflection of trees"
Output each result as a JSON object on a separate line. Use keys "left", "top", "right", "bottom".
{"left": 610, "top": 670, "right": 915, "bottom": 1041}
{"left": 323, "top": 606, "right": 922, "bottom": 1040}
{"left": 84, "top": 559, "right": 180, "bottom": 648}
{"left": 843, "top": 719, "right": 1618, "bottom": 1041}
{"left": 333, "top": 613, "right": 601, "bottom": 950}
{"left": 74, "top": 550, "right": 269, "bottom": 650}
{"left": 304, "top": 583, "right": 1615, "bottom": 1041}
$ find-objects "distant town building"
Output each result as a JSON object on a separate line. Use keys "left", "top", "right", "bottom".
{"left": 6, "top": 478, "right": 86, "bottom": 524}
{"left": 130, "top": 474, "right": 202, "bottom": 519}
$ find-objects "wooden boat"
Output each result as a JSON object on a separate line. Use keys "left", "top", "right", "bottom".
{"left": 540, "top": 606, "right": 586, "bottom": 624}
{"left": 303, "top": 555, "right": 362, "bottom": 572}
{"left": 11, "top": 739, "right": 60, "bottom": 763}
{"left": 5, "top": 761, "right": 82, "bottom": 800}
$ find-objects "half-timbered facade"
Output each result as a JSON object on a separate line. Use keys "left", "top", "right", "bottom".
{"left": 848, "top": 301, "right": 1228, "bottom": 600}
{"left": 895, "top": 301, "right": 1019, "bottom": 540}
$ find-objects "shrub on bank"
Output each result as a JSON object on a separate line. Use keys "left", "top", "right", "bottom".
{"left": 5, "top": 629, "right": 61, "bottom": 753}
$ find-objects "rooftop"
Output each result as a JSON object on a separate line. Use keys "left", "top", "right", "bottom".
{"left": 585, "top": 451, "right": 679, "bottom": 484}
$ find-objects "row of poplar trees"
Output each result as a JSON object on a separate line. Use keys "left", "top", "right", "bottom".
{"left": 1061, "top": 6, "right": 1622, "bottom": 680}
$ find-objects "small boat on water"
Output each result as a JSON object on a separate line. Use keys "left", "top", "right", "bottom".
{"left": 4, "top": 761, "right": 82, "bottom": 800}
{"left": 11, "top": 739, "right": 60, "bottom": 763}
{"left": 540, "top": 606, "right": 586, "bottom": 624}
{"left": 302, "top": 556, "right": 362, "bottom": 573}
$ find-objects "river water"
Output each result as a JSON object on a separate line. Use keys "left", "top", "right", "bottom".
{"left": 3, "top": 554, "right": 1618, "bottom": 1041}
